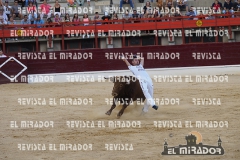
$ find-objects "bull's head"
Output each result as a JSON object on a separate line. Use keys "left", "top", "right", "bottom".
{"left": 105, "top": 76, "right": 131, "bottom": 97}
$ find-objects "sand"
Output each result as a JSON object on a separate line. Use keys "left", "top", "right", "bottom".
{"left": 0, "top": 75, "right": 240, "bottom": 160}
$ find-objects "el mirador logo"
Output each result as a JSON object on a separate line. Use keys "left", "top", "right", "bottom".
{"left": 162, "top": 131, "right": 224, "bottom": 155}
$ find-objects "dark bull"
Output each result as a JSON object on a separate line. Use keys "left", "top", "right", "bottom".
{"left": 105, "top": 76, "right": 145, "bottom": 118}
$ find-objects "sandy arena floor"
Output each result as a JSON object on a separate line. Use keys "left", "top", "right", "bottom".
{"left": 0, "top": 75, "right": 240, "bottom": 160}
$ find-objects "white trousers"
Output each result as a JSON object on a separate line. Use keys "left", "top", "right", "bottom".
{"left": 139, "top": 79, "right": 155, "bottom": 112}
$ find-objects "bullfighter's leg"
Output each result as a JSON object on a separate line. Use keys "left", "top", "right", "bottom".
{"left": 105, "top": 98, "right": 117, "bottom": 115}
{"left": 117, "top": 100, "right": 130, "bottom": 118}
{"left": 140, "top": 80, "right": 158, "bottom": 112}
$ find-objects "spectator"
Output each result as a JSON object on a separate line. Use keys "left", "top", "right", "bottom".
{"left": 86, "top": 0, "right": 90, "bottom": 7}
{"left": 12, "top": 1, "right": 22, "bottom": 19}
{"left": 54, "top": 0, "right": 61, "bottom": 17}
{"left": 4, "top": 1, "right": 12, "bottom": 20}
{"left": 163, "top": 12, "right": 171, "bottom": 21}
{"left": 0, "top": 49, "right": 7, "bottom": 58}
{"left": 174, "top": 10, "right": 182, "bottom": 21}
{"left": 0, "top": 9, "right": 8, "bottom": 22}
{"left": 165, "top": 0, "right": 173, "bottom": 9}
{"left": 40, "top": 0, "right": 51, "bottom": 19}
{"left": 75, "top": 0, "right": 84, "bottom": 6}
{"left": 120, "top": 0, "right": 134, "bottom": 11}
{"left": 8, "top": 16, "right": 18, "bottom": 40}
{"left": 131, "top": 9, "right": 139, "bottom": 18}
{"left": 212, "top": 0, "right": 223, "bottom": 9}
{"left": 28, "top": 11, "right": 37, "bottom": 24}
{"left": 21, "top": 14, "right": 30, "bottom": 24}
{"left": 232, "top": 0, "right": 239, "bottom": 11}
{"left": 197, "top": 10, "right": 205, "bottom": 20}
{"left": 64, "top": 13, "right": 71, "bottom": 22}
{"left": 54, "top": 13, "right": 61, "bottom": 25}
{"left": 140, "top": 9, "right": 145, "bottom": 18}
{"left": 212, "top": 0, "right": 221, "bottom": 13}
{"left": 45, "top": 17, "right": 52, "bottom": 25}
{"left": 177, "top": 0, "right": 188, "bottom": 12}
{"left": 122, "top": 10, "right": 131, "bottom": 22}
{"left": 72, "top": 13, "right": 79, "bottom": 25}
{"left": 82, "top": 13, "right": 89, "bottom": 26}
{"left": 186, "top": 6, "right": 196, "bottom": 20}
{"left": 67, "top": 0, "right": 76, "bottom": 7}
{"left": 156, "top": 0, "right": 163, "bottom": 9}
{"left": 82, "top": 14, "right": 90, "bottom": 38}
{"left": 143, "top": 1, "right": 152, "bottom": 14}
{"left": 224, "top": 0, "right": 233, "bottom": 10}
{"left": 34, "top": 16, "right": 44, "bottom": 28}
{"left": 27, "top": 2, "right": 37, "bottom": 14}
{"left": 206, "top": 12, "right": 215, "bottom": 19}
{"left": 0, "top": 17, "right": 7, "bottom": 24}
{"left": 0, "top": 0, "right": 4, "bottom": 10}
{"left": 112, "top": 12, "right": 118, "bottom": 24}
{"left": 8, "top": 16, "right": 16, "bottom": 25}
{"left": 32, "top": 0, "right": 38, "bottom": 9}
{"left": 94, "top": 12, "right": 101, "bottom": 25}
{"left": 101, "top": 11, "right": 111, "bottom": 23}
{"left": 17, "top": 0, "right": 24, "bottom": 8}
{"left": 153, "top": 8, "right": 161, "bottom": 18}
{"left": 0, "top": 17, "right": 7, "bottom": 41}
{"left": 237, "top": 0, "right": 240, "bottom": 11}
{"left": 229, "top": 7, "right": 235, "bottom": 17}
{"left": 222, "top": 7, "right": 231, "bottom": 18}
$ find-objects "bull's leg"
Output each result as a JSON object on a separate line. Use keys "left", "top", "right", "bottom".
{"left": 105, "top": 98, "right": 117, "bottom": 115}
{"left": 117, "top": 100, "right": 130, "bottom": 118}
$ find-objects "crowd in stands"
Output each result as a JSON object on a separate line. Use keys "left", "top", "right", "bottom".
{"left": 0, "top": 0, "right": 240, "bottom": 41}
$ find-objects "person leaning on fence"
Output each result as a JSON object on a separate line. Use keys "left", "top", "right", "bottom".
{"left": 94, "top": 12, "right": 101, "bottom": 25}
{"left": 72, "top": 13, "right": 80, "bottom": 26}
{"left": 186, "top": 6, "right": 196, "bottom": 20}
{"left": 174, "top": 10, "right": 182, "bottom": 21}
{"left": 82, "top": 13, "right": 90, "bottom": 26}
{"left": 101, "top": 11, "right": 111, "bottom": 24}
{"left": 34, "top": 16, "right": 44, "bottom": 28}
{"left": 122, "top": 10, "right": 131, "bottom": 23}
{"left": 112, "top": 12, "right": 118, "bottom": 24}
{"left": 132, "top": 9, "right": 140, "bottom": 23}
{"left": 21, "top": 14, "right": 30, "bottom": 24}
{"left": 54, "top": 13, "right": 61, "bottom": 26}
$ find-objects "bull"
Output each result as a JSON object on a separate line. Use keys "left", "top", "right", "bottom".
{"left": 105, "top": 76, "right": 145, "bottom": 118}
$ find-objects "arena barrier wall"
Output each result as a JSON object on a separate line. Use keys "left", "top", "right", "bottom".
{"left": 19, "top": 42, "right": 240, "bottom": 74}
